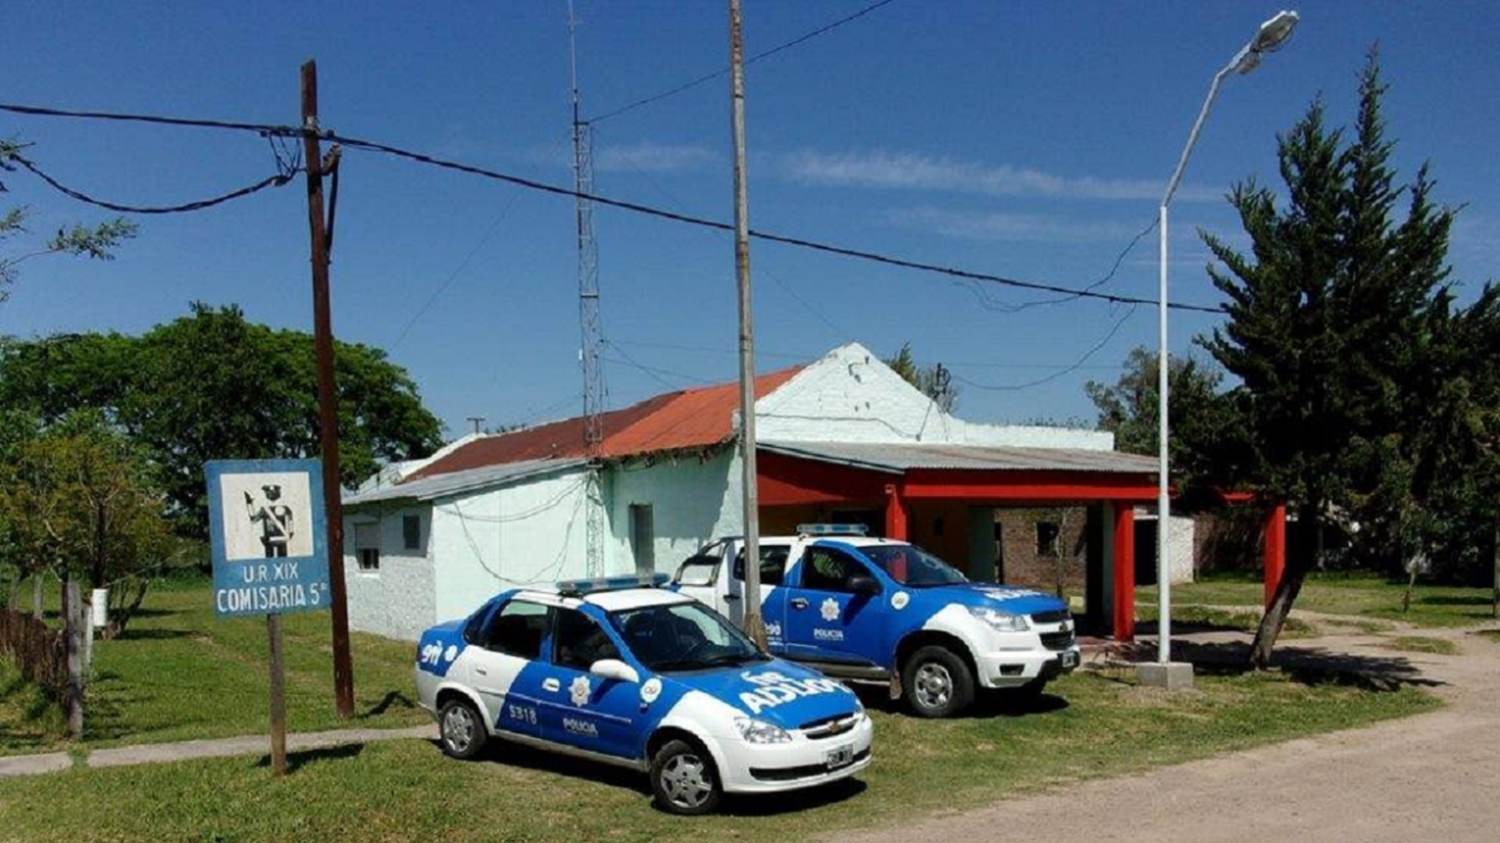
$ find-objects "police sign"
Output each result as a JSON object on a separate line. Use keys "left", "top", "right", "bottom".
{"left": 205, "top": 459, "right": 330, "bottom": 617}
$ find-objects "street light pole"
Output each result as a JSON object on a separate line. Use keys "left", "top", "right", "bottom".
{"left": 1157, "top": 10, "right": 1299, "bottom": 665}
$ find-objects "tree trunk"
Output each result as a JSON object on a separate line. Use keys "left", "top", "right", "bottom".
{"left": 1248, "top": 504, "right": 1318, "bottom": 669}
{"left": 105, "top": 579, "right": 150, "bottom": 640}
{"left": 32, "top": 574, "right": 43, "bottom": 619}
{"left": 5, "top": 569, "right": 18, "bottom": 611}
{"left": 64, "top": 578, "right": 85, "bottom": 739}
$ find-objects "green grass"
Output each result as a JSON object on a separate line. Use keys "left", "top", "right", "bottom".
{"left": 0, "top": 576, "right": 427, "bottom": 755}
{"left": 1136, "top": 604, "right": 1317, "bottom": 638}
{"left": 1378, "top": 636, "right": 1459, "bottom": 655}
{"left": 1139, "top": 573, "right": 1495, "bottom": 628}
{"left": 0, "top": 669, "right": 1438, "bottom": 843}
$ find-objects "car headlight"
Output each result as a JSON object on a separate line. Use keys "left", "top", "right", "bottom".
{"left": 735, "top": 717, "right": 793, "bottom": 744}
{"left": 968, "top": 606, "right": 1030, "bottom": 632}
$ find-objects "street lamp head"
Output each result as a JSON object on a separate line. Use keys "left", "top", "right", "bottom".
{"left": 1234, "top": 10, "right": 1300, "bottom": 75}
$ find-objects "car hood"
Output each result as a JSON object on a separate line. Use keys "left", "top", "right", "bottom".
{"left": 912, "top": 582, "right": 1069, "bottom": 616}
{"left": 663, "top": 658, "right": 860, "bottom": 730}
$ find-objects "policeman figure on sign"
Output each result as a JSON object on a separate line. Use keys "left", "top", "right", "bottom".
{"left": 245, "top": 484, "right": 295, "bottom": 558}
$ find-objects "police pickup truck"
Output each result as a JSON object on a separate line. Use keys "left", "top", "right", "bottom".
{"left": 415, "top": 574, "right": 873, "bottom": 815}
{"left": 673, "top": 526, "right": 1080, "bottom": 718}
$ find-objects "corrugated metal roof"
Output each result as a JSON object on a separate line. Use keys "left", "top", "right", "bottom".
{"left": 405, "top": 365, "right": 805, "bottom": 481}
{"left": 758, "top": 440, "right": 1158, "bottom": 475}
{"left": 345, "top": 458, "right": 588, "bottom": 506}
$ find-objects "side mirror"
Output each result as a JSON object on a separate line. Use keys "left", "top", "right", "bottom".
{"left": 590, "top": 658, "right": 641, "bottom": 685}
{"left": 849, "top": 575, "right": 881, "bottom": 596}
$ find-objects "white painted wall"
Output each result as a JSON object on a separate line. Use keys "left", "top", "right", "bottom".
{"left": 756, "top": 343, "right": 1112, "bottom": 450}
{"left": 1134, "top": 507, "right": 1197, "bottom": 585}
{"left": 342, "top": 504, "right": 436, "bottom": 641}
{"left": 606, "top": 450, "right": 744, "bottom": 576}
{"left": 428, "top": 466, "right": 594, "bottom": 623}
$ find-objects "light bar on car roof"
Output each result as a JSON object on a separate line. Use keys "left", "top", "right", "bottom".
{"left": 796, "top": 523, "right": 869, "bottom": 536}
{"left": 556, "top": 572, "right": 670, "bottom": 597}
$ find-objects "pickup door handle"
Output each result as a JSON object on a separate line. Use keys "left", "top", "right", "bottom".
{"left": 790, "top": 598, "right": 809, "bottom": 610}
{"left": 475, "top": 667, "right": 488, "bottom": 676}
{"left": 723, "top": 594, "right": 740, "bottom": 602}
{"left": 542, "top": 678, "right": 561, "bottom": 692}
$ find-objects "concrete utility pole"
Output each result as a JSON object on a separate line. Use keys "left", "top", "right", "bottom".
{"left": 300, "top": 60, "right": 355, "bottom": 718}
{"left": 729, "top": 0, "right": 767, "bottom": 649}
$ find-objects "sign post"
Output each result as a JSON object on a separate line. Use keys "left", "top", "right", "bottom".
{"left": 205, "top": 459, "right": 331, "bottom": 776}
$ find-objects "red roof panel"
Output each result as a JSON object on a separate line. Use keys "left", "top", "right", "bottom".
{"left": 406, "top": 365, "right": 803, "bottom": 482}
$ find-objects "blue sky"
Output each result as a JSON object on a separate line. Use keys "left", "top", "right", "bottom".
{"left": 3, "top": 1, "right": 1496, "bottom": 439}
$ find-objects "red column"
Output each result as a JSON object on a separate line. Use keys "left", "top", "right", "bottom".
{"left": 883, "top": 483, "right": 908, "bottom": 541}
{"left": 1113, "top": 503, "right": 1135, "bottom": 642}
{"left": 1263, "top": 502, "right": 1286, "bottom": 607}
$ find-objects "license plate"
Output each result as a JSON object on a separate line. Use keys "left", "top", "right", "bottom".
{"left": 825, "top": 745, "right": 854, "bottom": 769}
{"left": 1061, "top": 651, "right": 1080, "bottom": 669}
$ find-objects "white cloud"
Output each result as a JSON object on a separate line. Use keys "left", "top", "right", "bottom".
{"left": 889, "top": 207, "right": 1145, "bottom": 243}
{"left": 783, "top": 149, "right": 1216, "bottom": 203}
{"left": 595, "top": 141, "right": 719, "bottom": 173}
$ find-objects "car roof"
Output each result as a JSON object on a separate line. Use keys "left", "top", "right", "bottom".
{"left": 583, "top": 587, "right": 694, "bottom": 612}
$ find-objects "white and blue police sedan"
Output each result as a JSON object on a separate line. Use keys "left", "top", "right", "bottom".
{"left": 415, "top": 574, "right": 873, "bottom": 815}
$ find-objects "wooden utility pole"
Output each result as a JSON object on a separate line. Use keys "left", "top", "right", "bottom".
{"left": 268, "top": 614, "right": 288, "bottom": 775}
{"left": 64, "top": 578, "right": 83, "bottom": 738}
{"left": 301, "top": 60, "right": 355, "bottom": 718}
{"left": 729, "top": 0, "right": 767, "bottom": 649}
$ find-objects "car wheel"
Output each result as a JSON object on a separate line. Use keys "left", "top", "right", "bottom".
{"left": 902, "top": 645, "right": 975, "bottom": 718}
{"left": 650, "top": 738, "right": 722, "bottom": 815}
{"left": 438, "top": 697, "right": 488, "bottom": 760}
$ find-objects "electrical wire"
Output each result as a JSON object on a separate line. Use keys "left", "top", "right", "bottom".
{"left": 959, "top": 217, "right": 1160, "bottom": 313}
{"left": 951, "top": 304, "right": 1140, "bottom": 391}
{"left": 0, "top": 99, "right": 1226, "bottom": 313}
{"left": 588, "top": 0, "right": 902, "bottom": 123}
{"left": 4, "top": 153, "right": 297, "bottom": 214}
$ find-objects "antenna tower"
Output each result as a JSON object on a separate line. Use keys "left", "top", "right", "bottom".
{"left": 570, "top": 2, "right": 606, "bottom": 577}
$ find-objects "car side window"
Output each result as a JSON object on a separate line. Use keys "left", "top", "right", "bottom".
{"left": 553, "top": 608, "right": 622, "bottom": 671}
{"left": 481, "top": 599, "right": 550, "bottom": 659}
{"left": 732, "top": 544, "right": 789, "bottom": 586}
{"left": 798, "top": 546, "right": 867, "bottom": 593}
{"left": 462, "top": 599, "right": 496, "bottom": 645}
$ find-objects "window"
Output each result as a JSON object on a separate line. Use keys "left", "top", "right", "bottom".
{"left": 1036, "top": 522, "right": 1060, "bottom": 557}
{"left": 481, "top": 600, "right": 550, "bottom": 659}
{"left": 798, "top": 546, "right": 870, "bottom": 593}
{"left": 553, "top": 609, "right": 622, "bottom": 671}
{"left": 732, "top": 544, "right": 789, "bottom": 586}
{"left": 402, "top": 514, "right": 421, "bottom": 550}
{"left": 674, "top": 558, "right": 719, "bottom": 587}
{"left": 630, "top": 504, "right": 655, "bottom": 576}
{"left": 354, "top": 523, "right": 380, "bottom": 573}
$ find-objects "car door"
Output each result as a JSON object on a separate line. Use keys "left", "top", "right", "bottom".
{"left": 532, "top": 606, "right": 644, "bottom": 760}
{"left": 782, "top": 543, "right": 888, "bottom": 666}
{"left": 464, "top": 597, "right": 552, "bottom": 738}
{"left": 673, "top": 541, "right": 727, "bottom": 616}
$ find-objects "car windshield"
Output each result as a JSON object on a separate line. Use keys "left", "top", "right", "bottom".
{"left": 609, "top": 600, "right": 769, "bottom": 672}
{"left": 859, "top": 544, "right": 969, "bottom": 587}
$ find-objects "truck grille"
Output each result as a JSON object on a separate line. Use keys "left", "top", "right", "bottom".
{"left": 1030, "top": 609, "right": 1071, "bottom": 625}
{"left": 1040, "top": 630, "right": 1075, "bottom": 651}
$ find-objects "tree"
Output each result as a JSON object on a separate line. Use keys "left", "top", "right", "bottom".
{"left": 1197, "top": 52, "right": 1486, "bottom": 666}
{"left": 1085, "top": 346, "right": 1250, "bottom": 489}
{"left": 1, "top": 140, "right": 137, "bottom": 302}
{"left": 0, "top": 303, "right": 446, "bottom": 536}
{"left": 884, "top": 342, "right": 960, "bottom": 412}
{"left": 0, "top": 412, "right": 175, "bottom": 638}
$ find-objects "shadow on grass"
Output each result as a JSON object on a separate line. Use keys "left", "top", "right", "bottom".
{"left": 361, "top": 691, "right": 416, "bottom": 719}
{"left": 1412, "top": 594, "right": 1492, "bottom": 607}
{"left": 720, "top": 777, "right": 867, "bottom": 816}
{"left": 850, "top": 682, "right": 1070, "bottom": 720}
{"left": 113, "top": 628, "right": 195, "bottom": 641}
{"left": 257, "top": 741, "right": 365, "bottom": 773}
{"left": 1171, "top": 639, "right": 1446, "bottom": 693}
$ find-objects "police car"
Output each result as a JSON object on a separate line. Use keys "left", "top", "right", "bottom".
{"left": 674, "top": 526, "right": 1082, "bottom": 718}
{"left": 414, "top": 574, "right": 873, "bottom": 815}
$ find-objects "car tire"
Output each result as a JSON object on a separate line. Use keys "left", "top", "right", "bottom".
{"left": 650, "top": 738, "right": 723, "bottom": 815}
{"left": 438, "top": 697, "right": 488, "bottom": 760}
{"left": 902, "top": 645, "right": 975, "bottom": 718}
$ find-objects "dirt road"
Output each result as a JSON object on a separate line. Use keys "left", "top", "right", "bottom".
{"left": 830, "top": 623, "right": 1500, "bottom": 843}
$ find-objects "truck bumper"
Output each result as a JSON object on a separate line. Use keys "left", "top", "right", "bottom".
{"left": 974, "top": 646, "right": 1081, "bottom": 689}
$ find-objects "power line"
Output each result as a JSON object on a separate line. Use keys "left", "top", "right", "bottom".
{"left": 951, "top": 304, "right": 1140, "bottom": 392}
{"left": 4, "top": 152, "right": 297, "bottom": 214}
{"left": 588, "top": 0, "right": 901, "bottom": 123}
{"left": 0, "top": 99, "right": 1226, "bottom": 313}
{"left": 959, "top": 217, "right": 1160, "bottom": 313}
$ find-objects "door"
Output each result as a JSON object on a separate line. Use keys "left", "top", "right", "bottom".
{"left": 534, "top": 607, "right": 643, "bottom": 759}
{"left": 782, "top": 544, "right": 888, "bottom": 666}
{"left": 466, "top": 597, "right": 551, "bottom": 738}
{"left": 674, "top": 541, "right": 727, "bottom": 615}
{"left": 733, "top": 542, "right": 792, "bottom": 652}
